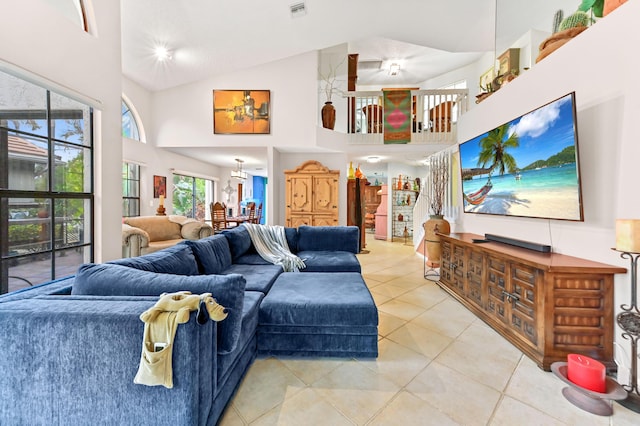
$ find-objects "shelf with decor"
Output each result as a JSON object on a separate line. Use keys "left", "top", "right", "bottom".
{"left": 391, "top": 177, "right": 419, "bottom": 242}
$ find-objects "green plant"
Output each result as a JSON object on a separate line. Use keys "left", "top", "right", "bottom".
{"left": 553, "top": 9, "right": 564, "bottom": 33}
{"left": 559, "top": 11, "right": 592, "bottom": 31}
{"left": 578, "top": 0, "right": 605, "bottom": 17}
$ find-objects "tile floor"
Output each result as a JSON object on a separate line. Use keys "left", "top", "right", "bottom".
{"left": 220, "top": 238, "right": 640, "bottom": 425}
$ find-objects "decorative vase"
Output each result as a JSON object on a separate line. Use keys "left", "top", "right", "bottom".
{"left": 423, "top": 215, "right": 451, "bottom": 268}
{"left": 348, "top": 162, "right": 355, "bottom": 179}
{"left": 321, "top": 102, "right": 336, "bottom": 130}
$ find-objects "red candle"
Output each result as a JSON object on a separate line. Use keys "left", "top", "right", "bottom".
{"left": 567, "top": 354, "right": 606, "bottom": 393}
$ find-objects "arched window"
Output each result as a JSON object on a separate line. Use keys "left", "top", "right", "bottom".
{"left": 121, "top": 96, "right": 144, "bottom": 142}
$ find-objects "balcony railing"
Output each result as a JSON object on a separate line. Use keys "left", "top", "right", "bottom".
{"left": 344, "top": 89, "right": 468, "bottom": 144}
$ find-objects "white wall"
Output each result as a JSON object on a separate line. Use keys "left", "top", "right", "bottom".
{"left": 0, "top": 0, "right": 122, "bottom": 262}
{"left": 122, "top": 77, "right": 224, "bottom": 217}
{"left": 455, "top": 2, "right": 640, "bottom": 369}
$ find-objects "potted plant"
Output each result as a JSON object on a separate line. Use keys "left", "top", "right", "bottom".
{"left": 423, "top": 155, "right": 451, "bottom": 268}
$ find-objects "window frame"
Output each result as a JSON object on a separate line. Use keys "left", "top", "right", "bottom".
{"left": 122, "top": 162, "right": 140, "bottom": 217}
{"left": 0, "top": 74, "right": 94, "bottom": 294}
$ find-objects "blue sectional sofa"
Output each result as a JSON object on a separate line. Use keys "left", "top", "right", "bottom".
{"left": 0, "top": 225, "right": 377, "bottom": 425}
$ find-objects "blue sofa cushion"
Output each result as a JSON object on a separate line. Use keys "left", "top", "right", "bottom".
{"left": 108, "top": 244, "right": 199, "bottom": 276}
{"left": 284, "top": 227, "right": 298, "bottom": 253}
{"left": 72, "top": 263, "right": 245, "bottom": 354}
{"left": 183, "top": 235, "right": 233, "bottom": 274}
{"left": 221, "top": 226, "right": 254, "bottom": 261}
{"left": 259, "top": 272, "right": 377, "bottom": 327}
{"left": 217, "top": 290, "right": 263, "bottom": 390}
{"left": 297, "top": 251, "right": 361, "bottom": 273}
{"left": 223, "top": 264, "right": 283, "bottom": 293}
{"left": 297, "top": 226, "right": 359, "bottom": 253}
{"left": 233, "top": 252, "right": 270, "bottom": 265}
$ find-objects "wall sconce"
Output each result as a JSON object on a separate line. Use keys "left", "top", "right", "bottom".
{"left": 367, "top": 156, "right": 381, "bottom": 163}
{"left": 389, "top": 63, "right": 400, "bottom": 76}
{"left": 231, "top": 158, "right": 248, "bottom": 180}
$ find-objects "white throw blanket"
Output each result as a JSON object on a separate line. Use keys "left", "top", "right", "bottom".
{"left": 243, "top": 224, "right": 306, "bottom": 272}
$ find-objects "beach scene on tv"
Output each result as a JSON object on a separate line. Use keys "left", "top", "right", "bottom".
{"left": 459, "top": 93, "right": 583, "bottom": 221}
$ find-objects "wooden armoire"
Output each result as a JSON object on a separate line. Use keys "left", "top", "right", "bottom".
{"left": 285, "top": 160, "right": 339, "bottom": 227}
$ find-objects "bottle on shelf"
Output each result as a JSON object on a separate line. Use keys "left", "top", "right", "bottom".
{"left": 348, "top": 162, "right": 355, "bottom": 179}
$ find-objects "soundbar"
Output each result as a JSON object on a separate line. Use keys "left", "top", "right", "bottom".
{"left": 484, "top": 234, "right": 552, "bottom": 253}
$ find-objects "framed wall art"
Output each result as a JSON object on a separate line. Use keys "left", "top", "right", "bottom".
{"left": 153, "top": 175, "right": 166, "bottom": 198}
{"left": 497, "top": 48, "right": 520, "bottom": 77}
{"left": 213, "top": 90, "right": 271, "bottom": 134}
{"left": 479, "top": 67, "right": 495, "bottom": 91}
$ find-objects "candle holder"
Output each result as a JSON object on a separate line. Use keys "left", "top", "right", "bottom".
{"left": 612, "top": 249, "right": 640, "bottom": 413}
{"left": 156, "top": 205, "right": 166, "bottom": 216}
{"left": 551, "top": 362, "right": 626, "bottom": 416}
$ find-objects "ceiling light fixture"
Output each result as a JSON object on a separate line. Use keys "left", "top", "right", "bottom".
{"left": 154, "top": 46, "right": 172, "bottom": 61}
{"left": 389, "top": 63, "right": 400, "bottom": 76}
{"left": 231, "top": 158, "right": 247, "bottom": 180}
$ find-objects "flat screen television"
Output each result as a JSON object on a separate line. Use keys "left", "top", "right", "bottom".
{"left": 459, "top": 92, "right": 583, "bottom": 221}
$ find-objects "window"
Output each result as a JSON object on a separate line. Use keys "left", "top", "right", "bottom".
{"left": 172, "top": 174, "right": 214, "bottom": 222}
{"left": 121, "top": 98, "right": 142, "bottom": 142}
{"left": 0, "top": 70, "right": 93, "bottom": 294}
{"left": 122, "top": 162, "right": 140, "bottom": 217}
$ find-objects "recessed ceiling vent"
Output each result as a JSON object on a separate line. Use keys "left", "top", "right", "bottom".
{"left": 290, "top": 2, "right": 307, "bottom": 18}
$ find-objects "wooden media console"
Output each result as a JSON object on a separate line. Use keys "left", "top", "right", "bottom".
{"left": 437, "top": 233, "right": 627, "bottom": 371}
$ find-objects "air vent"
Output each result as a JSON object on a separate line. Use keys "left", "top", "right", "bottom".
{"left": 358, "top": 60, "right": 383, "bottom": 70}
{"left": 290, "top": 2, "right": 307, "bottom": 18}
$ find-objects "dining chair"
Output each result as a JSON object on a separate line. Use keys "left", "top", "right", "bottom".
{"left": 211, "top": 201, "right": 230, "bottom": 232}
{"left": 246, "top": 202, "right": 256, "bottom": 224}
{"left": 254, "top": 203, "right": 263, "bottom": 224}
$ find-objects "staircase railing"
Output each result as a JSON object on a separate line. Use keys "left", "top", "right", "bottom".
{"left": 344, "top": 89, "right": 468, "bottom": 145}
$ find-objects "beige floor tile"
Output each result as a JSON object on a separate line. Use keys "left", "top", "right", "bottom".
{"left": 369, "top": 290, "right": 392, "bottom": 306}
{"left": 279, "top": 357, "right": 347, "bottom": 386}
{"left": 406, "top": 360, "right": 502, "bottom": 426}
{"left": 218, "top": 405, "right": 245, "bottom": 426}
{"left": 377, "top": 311, "right": 407, "bottom": 337}
{"left": 232, "top": 358, "right": 306, "bottom": 423}
{"left": 435, "top": 323, "right": 521, "bottom": 391}
{"left": 369, "top": 283, "right": 410, "bottom": 299}
{"left": 359, "top": 338, "right": 432, "bottom": 387}
{"left": 396, "top": 283, "right": 449, "bottom": 309}
{"left": 369, "top": 390, "right": 461, "bottom": 426}
{"left": 384, "top": 276, "right": 424, "bottom": 291}
{"left": 386, "top": 322, "right": 454, "bottom": 359}
{"left": 411, "top": 303, "right": 475, "bottom": 339}
{"left": 250, "top": 388, "right": 352, "bottom": 426}
{"left": 611, "top": 402, "right": 640, "bottom": 425}
{"left": 504, "top": 357, "right": 609, "bottom": 426}
{"left": 311, "top": 361, "right": 401, "bottom": 425}
{"left": 490, "top": 395, "right": 566, "bottom": 426}
{"left": 377, "top": 298, "right": 427, "bottom": 321}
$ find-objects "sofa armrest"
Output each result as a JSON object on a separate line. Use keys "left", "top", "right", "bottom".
{"left": 181, "top": 221, "right": 213, "bottom": 240}
{"left": 122, "top": 223, "right": 149, "bottom": 258}
{"left": 0, "top": 296, "right": 216, "bottom": 425}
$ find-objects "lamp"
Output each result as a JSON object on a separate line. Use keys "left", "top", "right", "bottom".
{"left": 367, "top": 156, "right": 381, "bottom": 163}
{"left": 389, "top": 63, "right": 400, "bottom": 76}
{"left": 231, "top": 158, "right": 248, "bottom": 180}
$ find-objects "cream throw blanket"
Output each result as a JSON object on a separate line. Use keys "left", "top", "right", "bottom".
{"left": 134, "top": 291, "right": 227, "bottom": 388}
{"left": 243, "top": 224, "right": 306, "bottom": 272}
